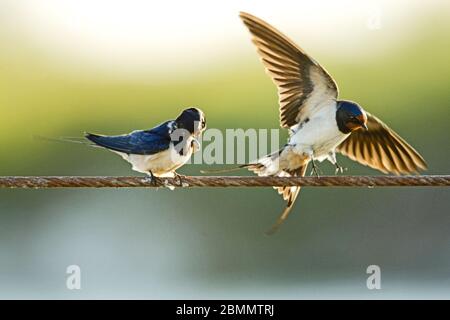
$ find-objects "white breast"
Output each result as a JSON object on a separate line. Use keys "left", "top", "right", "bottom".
{"left": 289, "top": 102, "right": 349, "bottom": 161}
{"left": 113, "top": 137, "right": 195, "bottom": 177}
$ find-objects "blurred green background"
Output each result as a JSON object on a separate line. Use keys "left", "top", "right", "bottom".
{"left": 0, "top": 1, "right": 449, "bottom": 298}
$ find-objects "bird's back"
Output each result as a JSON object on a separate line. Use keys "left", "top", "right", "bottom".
{"left": 85, "top": 121, "right": 173, "bottom": 155}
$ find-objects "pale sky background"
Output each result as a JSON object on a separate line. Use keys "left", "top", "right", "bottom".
{"left": 2, "top": 0, "right": 449, "bottom": 78}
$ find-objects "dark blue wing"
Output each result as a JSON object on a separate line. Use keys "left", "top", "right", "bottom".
{"left": 85, "top": 121, "right": 173, "bottom": 155}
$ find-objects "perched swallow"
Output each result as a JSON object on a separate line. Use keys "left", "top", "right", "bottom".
{"left": 85, "top": 107, "right": 206, "bottom": 184}
{"left": 239, "top": 12, "right": 427, "bottom": 233}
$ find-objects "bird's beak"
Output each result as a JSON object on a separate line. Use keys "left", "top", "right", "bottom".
{"left": 361, "top": 123, "right": 368, "bottom": 131}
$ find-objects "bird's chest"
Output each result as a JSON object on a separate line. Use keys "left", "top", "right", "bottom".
{"left": 289, "top": 110, "right": 349, "bottom": 159}
{"left": 122, "top": 138, "right": 196, "bottom": 176}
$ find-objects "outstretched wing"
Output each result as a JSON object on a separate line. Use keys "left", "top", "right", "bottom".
{"left": 336, "top": 113, "right": 427, "bottom": 174}
{"left": 239, "top": 12, "right": 338, "bottom": 128}
{"left": 85, "top": 121, "right": 173, "bottom": 155}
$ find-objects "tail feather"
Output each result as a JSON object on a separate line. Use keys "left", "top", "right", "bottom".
{"left": 265, "top": 165, "right": 308, "bottom": 235}
{"left": 33, "top": 135, "right": 95, "bottom": 146}
{"left": 246, "top": 150, "right": 283, "bottom": 177}
{"left": 200, "top": 165, "right": 248, "bottom": 174}
{"left": 201, "top": 148, "right": 309, "bottom": 234}
{"left": 245, "top": 150, "right": 309, "bottom": 234}
{"left": 84, "top": 133, "right": 110, "bottom": 148}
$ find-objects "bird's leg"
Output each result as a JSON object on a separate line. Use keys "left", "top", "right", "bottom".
{"left": 144, "top": 171, "right": 161, "bottom": 186}
{"left": 334, "top": 162, "right": 345, "bottom": 174}
{"left": 327, "top": 151, "right": 345, "bottom": 174}
{"left": 310, "top": 158, "right": 322, "bottom": 178}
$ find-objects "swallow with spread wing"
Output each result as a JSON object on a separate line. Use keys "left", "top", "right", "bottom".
{"left": 85, "top": 107, "right": 206, "bottom": 185}
{"left": 238, "top": 12, "right": 427, "bottom": 233}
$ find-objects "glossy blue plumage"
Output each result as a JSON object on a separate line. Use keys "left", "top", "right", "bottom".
{"left": 85, "top": 121, "right": 173, "bottom": 155}
{"left": 337, "top": 101, "right": 364, "bottom": 117}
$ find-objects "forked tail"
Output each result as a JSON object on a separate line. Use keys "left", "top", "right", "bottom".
{"left": 33, "top": 135, "right": 95, "bottom": 147}
{"left": 245, "top": 151, "right": 308, "bottom": 235}
{"left": 203, "top": 149, "right": 309, "bottom": 234}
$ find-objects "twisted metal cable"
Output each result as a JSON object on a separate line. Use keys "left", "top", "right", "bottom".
{"left": 0, "top": 175, "right": 449, "bottom": 189}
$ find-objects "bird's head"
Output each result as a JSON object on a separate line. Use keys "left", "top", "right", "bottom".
{"left": 175, "top": 107, "right": 206, "bottom": 136}
{"left": 336, "top": 100, "right": 368, "bottom": 134}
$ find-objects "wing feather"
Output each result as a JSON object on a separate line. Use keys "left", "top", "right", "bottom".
{"left": 337, "top": 113, "right": 427, "bottom": 174}
{"left": 240, "top": 12, "right": 339, "bottom": 128}
{"left": 85, "top": 121, "right": 173, "bottom": 155}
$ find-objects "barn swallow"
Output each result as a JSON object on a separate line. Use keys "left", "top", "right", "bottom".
{"left": 239, "top": 12, "right": 427, "bottom": 233}
{"left": 85, "top": 107, "right": 206, "bottom": 185}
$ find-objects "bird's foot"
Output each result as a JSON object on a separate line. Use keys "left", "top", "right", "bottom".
{"left": 173, "top": 172, "right": 185, "bottom": 187}
{"left": 144, "top": 172, "right": 162, "bottom": 187}
{"left": 334, "top": 163, "right": 346, "bottom": 175}
{"left": 310, "top": 160, "right": 322, "bottom": 178}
